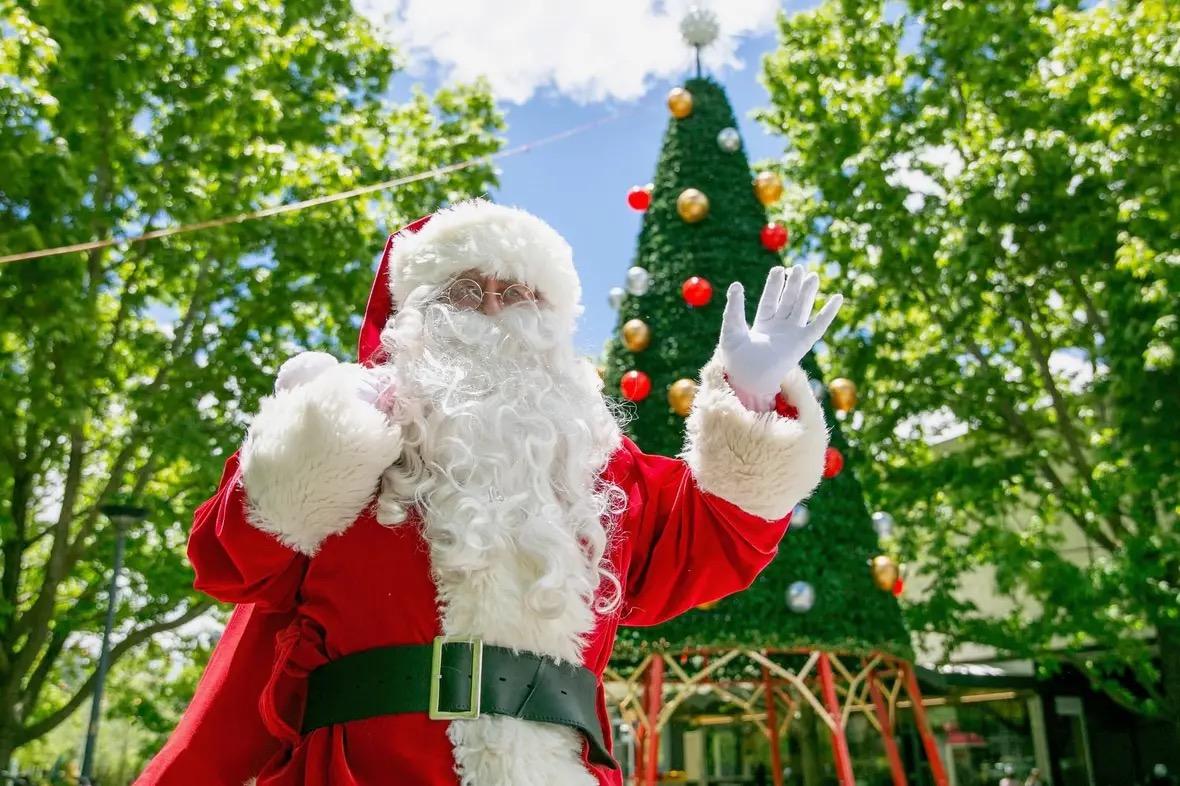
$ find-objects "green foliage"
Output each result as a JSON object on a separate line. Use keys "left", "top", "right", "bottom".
{"left": 0, "top": 0, "right": 502, "bottom": 761}
{"left": 758, "top": 0, "right": 1179, "bottom": 721}
{"left": 603, "top": 77, "right": 910, "bottom": 659}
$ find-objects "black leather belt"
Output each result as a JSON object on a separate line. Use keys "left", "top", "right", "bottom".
{"left": 302, "top": 636, "right": 616, "bottom": 769}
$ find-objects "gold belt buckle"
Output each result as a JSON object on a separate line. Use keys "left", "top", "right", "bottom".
{"left": 428, "top": 635, "right": 483, "bottom": 720}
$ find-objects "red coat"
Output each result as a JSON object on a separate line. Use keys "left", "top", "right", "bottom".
{"left": 139, "top": 440, "right": 790, "bottom": 786}
{"left": 139, "top": 220, "right": 828, "bottom": 786}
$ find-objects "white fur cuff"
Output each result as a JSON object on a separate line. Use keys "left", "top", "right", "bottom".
{"left": 239, "top": 365, "right": 403, "bottom": 555}
{"left": 681, "top": 356, "right": 829, "bottom": 520}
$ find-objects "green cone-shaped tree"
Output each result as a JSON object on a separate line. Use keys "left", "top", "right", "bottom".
{"left": 603, "top": 77, "right": 911, "bottom": 660}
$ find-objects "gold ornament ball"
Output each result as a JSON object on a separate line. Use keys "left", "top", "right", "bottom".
{"left": 667, "top": 87, "right": 694, "bottom": 119}
{"left": 676, "top": 188, "right": 710, "bottom": 223}
{"left": 828, "top": 378, "right": 858, "bottom": 412}
{"left": 695, "top": 600, "right": 719, "bottom": 611}
{"left": 596, "top": 366, "right": 606, "bottom": 380}
{"left": 621, "top": 319, "right": 651, "bottom": 352}
{"left": 753, "top": 171, "right": 784, "bottom": 205}
{"left": 870, "top": 555, "right": 899, "bottom": 591}
{"left": 668, "top": 378, "right": 698, "bottom": 417}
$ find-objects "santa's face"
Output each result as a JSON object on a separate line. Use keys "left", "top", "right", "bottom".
{"left": 375, "top": 280, "right": 624, "bottom": 639}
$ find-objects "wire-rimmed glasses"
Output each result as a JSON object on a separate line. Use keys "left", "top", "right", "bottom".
{"left": 441, "top": 277, "right": 538, "bottom": 311}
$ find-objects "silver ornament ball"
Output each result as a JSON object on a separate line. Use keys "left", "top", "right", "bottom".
{"left": 680, "top": 6, "right": 720, "bottom": 48}
{"left": 809, "top": 378, "right": 826, "bottom": 400}
{"left": 716, "top": 127, "right": 741, "bottom": 153}
{"left": 871, "top": 511, "right": 895, "bottom": 539}
{"left": 608, "top": 287, "right": 626, "bottom": 310}
{"left": 786, "top": 580, "right": 816, "bottom": 613}
{"left": 626, "top": 266, "right": 651, "bottom": 296}
{"left": 790, "top": 503, "right": 810, "bottom": 530}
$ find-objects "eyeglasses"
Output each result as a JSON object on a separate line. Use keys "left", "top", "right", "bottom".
{"left": 441, "top": 277, "right": 539, "bottom": 311}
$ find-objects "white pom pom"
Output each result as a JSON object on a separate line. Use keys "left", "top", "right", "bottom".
{"left": 680, "top": 6, "right": 720, "bottom": 49}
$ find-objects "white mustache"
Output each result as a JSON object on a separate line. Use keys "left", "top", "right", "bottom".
{"left": 423, "top": 302, "right": 559, "bottom": 356}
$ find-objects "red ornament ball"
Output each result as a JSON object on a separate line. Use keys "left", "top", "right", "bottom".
{"left": 681, "top": 276, "right": 713, "bottom": 307}
{"left": 620, "top": 370, "right": 652, "bottom": 402}
{"left": 627, "top": 185, "right": 652, "bottom": 212}
{"left": 761, "top": 222, "right": 789, "bottom": 251}
{"left": 823, "top": 446, "right": 844, "bottom": 478}
{"left": 892, "top": 577, "right": 904, "bottom": 597}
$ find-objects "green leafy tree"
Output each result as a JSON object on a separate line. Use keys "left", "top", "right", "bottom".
{"left": 602, "top": 77, "right": 909, "bottom": 660}
{"left": 0, "top": 0, "right": 503, "bottom": 764}
{"left": 760, "top": 0, "right": 1179, "bottom": 732}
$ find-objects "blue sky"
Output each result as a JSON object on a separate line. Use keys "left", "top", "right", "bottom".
{"left": 375, "top": 1, "right": 819, "bottom": 356}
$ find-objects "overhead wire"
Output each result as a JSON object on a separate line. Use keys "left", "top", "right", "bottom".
{"left": 0, "top": 110, "right": 627, "bottom": 266}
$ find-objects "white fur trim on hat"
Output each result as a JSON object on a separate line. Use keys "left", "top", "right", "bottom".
{"left": 388, "top": 200, "right": 582, "bottom": 326}
{"left": 681, "top": 355, "right": 829, "bottom": 520}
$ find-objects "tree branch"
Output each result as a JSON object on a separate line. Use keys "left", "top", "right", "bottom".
{"left": 961, "top": 340, "right": 1119, "bottom": 552}
{"left": 1064, "top": 256, "right": 1114, "bottom": 424}
{"left": 1059, "top": 651, "right": 1163, "bottom": 716}
{"left": 93, "top": 238, "right": 153, "bottom": 374}
{"left": 10, "top": 426, "right": 84, "bottom": 672}
{"left": 18, "top": 631, "right": 67, "bottom": 722}
{"left": 1015, "top": 291, "right": 1132, "bottom": 544}
{"left": 84, "top": 43, "right": 114, "bottom": 298}
{"left": 18, "top": 582, "right": 102, "bottom": 717}
{"left": 2, "top": 460, "right": 33, "bottom": 635}
{"left": 895, "top": 268, "right": 1118, "bottom": 552}
{"left": 17, "top": 600, "right": 214, "bottom": 745}
{"left": 57, "top": 260, "right": 215, "bottom": 579}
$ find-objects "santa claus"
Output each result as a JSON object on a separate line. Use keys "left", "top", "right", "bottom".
{"left": 139, "top": 200, "right": 840, "bottom": 786}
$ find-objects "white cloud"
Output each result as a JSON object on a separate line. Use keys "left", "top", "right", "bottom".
{"left": 356, "top": 0, "right": 782, "bottom": 103}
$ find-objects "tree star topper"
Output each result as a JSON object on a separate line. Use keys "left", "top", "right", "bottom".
{"left": 680, "top": 6, "right": 720, "bottom": 77}
{"left": 680, "top": 6, "right": 720, "bottom": 49}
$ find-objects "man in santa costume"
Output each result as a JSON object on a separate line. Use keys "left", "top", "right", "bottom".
{"left": 139, "top": 200, "right": 841, "bottom": 786}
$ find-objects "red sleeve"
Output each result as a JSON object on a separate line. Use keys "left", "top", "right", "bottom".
{"left": 616, "top": 438, "right": 792, "bottom": 627}
{"left": 188, "top": 452, "right": 307, "bottom": 611}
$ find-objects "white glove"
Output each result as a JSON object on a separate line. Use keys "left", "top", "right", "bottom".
{"left": 719, "top": 264, "right": 843, "bottom": 410}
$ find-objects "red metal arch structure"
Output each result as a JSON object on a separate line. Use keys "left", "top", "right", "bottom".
{"left": 607, "top": 646, "right": 949, "bottom": 786}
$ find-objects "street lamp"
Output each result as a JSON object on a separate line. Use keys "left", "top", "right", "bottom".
{"left": 80, "top": 503, "right": 148, "bottom": 786}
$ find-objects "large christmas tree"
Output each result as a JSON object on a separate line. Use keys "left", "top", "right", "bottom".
{"left": 602, "top": 75, "right": 910, "bottom": 661}
{"left": 599, "top": 31, "right": 947, "bottom": 781}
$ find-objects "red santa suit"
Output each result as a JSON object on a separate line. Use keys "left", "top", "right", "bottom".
{"left": 138, "top": 203, "right": 829, "bottom": 786}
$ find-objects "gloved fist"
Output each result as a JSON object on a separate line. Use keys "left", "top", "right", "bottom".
{"left": 719, "top": 265, "right": 843, "bottom": 410}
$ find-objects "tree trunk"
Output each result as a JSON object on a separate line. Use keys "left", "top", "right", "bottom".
{"left": 0, "top": 719, "right": 18, "bottom": 773}
{"left": 1157, "top": 620, "right": 1180, "bottom": 743}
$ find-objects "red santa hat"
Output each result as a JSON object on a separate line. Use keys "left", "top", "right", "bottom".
{"left": 357, "top": 200, "right": 581, "bottom": 366}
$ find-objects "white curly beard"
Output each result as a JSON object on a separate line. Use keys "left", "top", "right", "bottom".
{"left": 374, "top": 297, "right": 624, "bottom": 786}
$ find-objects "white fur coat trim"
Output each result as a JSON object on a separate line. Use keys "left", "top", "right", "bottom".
{"left": 682, "top": 356, "right": 829, "bottom": 521}
{"left": 239, "top": 364, "right": 403, "bottom": 555}
{"left": 388, "top": 200, "right": 582, "bottom": 329}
